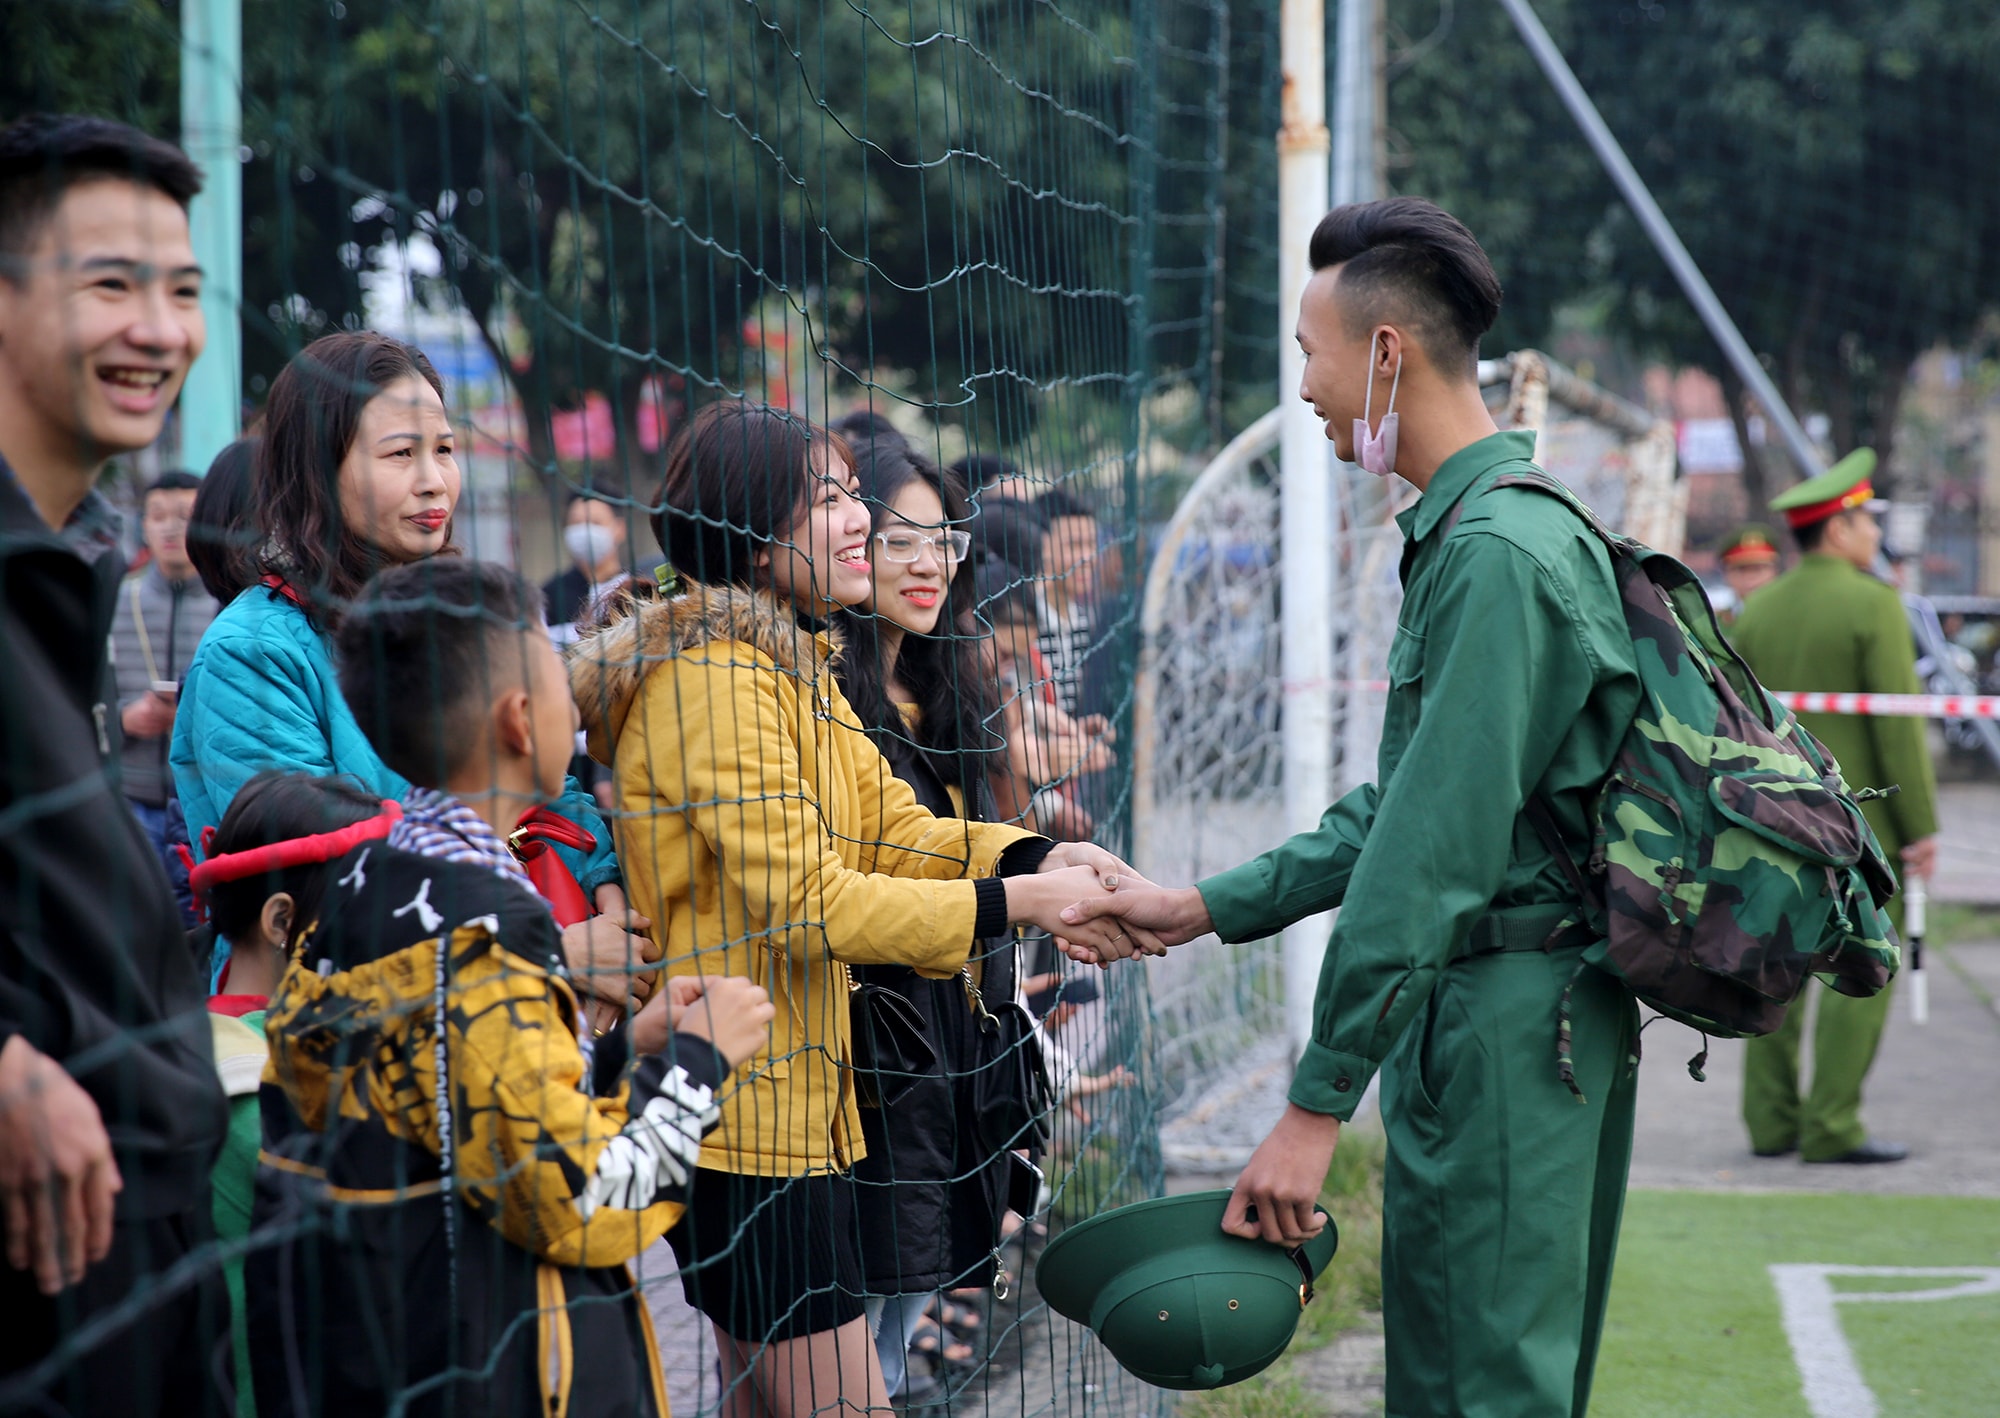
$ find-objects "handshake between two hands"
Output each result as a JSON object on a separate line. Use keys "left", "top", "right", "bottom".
{"left": 1015, "top": 841, "right": 1216, "bottom": 969}
{"left": 562, "top": 843, "right": 1218, "bottom": 1077}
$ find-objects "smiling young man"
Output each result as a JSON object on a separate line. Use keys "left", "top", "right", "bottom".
{"left": 0, "top": 114, "right": 230, "bottom": 1413}
{"left": 1061, "top": 198, "right": 1644, "bottom": 1416}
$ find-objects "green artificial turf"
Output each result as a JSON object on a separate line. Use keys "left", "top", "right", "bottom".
{"left": 1592, "top": 1189, "right": 2000, "bottom": 1418}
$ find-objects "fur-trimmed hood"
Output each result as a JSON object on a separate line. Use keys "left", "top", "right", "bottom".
{"left": 568, "top": 580, "right": 841, "bottom": 763}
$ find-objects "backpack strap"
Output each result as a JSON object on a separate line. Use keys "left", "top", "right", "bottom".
{"left": 1489, "top": 468, "right": 1631, "bottom": 553}
{"left": 1524, "top": 795, "right": 1592, "bottom": 903}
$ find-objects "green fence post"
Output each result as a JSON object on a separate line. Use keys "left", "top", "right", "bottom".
{"left": 179, "top": 0, "right": 242, "bottom": 473}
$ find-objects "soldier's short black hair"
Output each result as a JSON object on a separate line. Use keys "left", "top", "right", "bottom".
{"left": 336, "top": 559, "right": 546, "bottom": 787}
{"left": 1791, "top": 514, "right": 1849, "bottom": 554}
{"left": 0, "top": 114, "right": 203, "bottom": 276}
{"left": 1309, "top": 197, "right": 1502, "bottom": 376}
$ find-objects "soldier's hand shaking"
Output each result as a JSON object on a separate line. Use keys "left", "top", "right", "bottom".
{"left": 1055, "top": 882, "right": 1214, "bottom": 967}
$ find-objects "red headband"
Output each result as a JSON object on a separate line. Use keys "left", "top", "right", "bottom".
{"left": 186, "top": 800, "right": 404, "bottom": 913}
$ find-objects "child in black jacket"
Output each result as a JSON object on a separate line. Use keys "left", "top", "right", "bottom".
{"left": 248, "top": 559, "right": 773, "bottom": 1417}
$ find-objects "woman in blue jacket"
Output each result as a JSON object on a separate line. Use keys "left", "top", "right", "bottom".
{"left": 172, "top": 331, "right": 649, "bottom": 1011}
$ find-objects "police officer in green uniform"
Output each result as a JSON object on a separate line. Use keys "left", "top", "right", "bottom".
{"left": 1060, "top": 198, "right": 1643, "bottom": 1417}
{"left": 1714, "top": 522, "right": 1781, "bottom": 626}
{"left": 1730, "top": 449, "right": 1937, "bottom": 1165}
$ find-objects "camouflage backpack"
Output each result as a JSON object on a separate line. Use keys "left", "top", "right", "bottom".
{"left": 1495, "top": 471, "right": 1901, "bottom": 1070}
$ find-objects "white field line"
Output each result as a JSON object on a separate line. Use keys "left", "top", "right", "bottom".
{"left": 1768, "top": 1264, "right": 2000, "bottom": 1418}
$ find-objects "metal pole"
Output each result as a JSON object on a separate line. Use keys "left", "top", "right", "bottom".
{"left": 1331, "top": 0, "right": 1373, "bottom": 210}
{"left": 180, "top": 0, "right": 243, "bottom": 473}
{"left": 1278, "top": 0, "right": 1334, "bottom": 1060}
{"left": 1494, "top": 0, "right": 1825, "bottom": 482}
{"left": 1330, "top": 0, "right": 1387, "bottom": 816}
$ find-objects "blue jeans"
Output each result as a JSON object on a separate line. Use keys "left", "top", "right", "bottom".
{"left": 866, "top": 1292, "right": 937, "bottom": 1399}
{"left": 129, "top": 797, "right": 170, "bottom": 855}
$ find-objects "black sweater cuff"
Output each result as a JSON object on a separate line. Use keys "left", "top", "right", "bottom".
{"left": 625, "top": 1031, "right": 730, "bottom": 1109}
{"left": 973, "top": 837, "right": 1055, "bottom": 940}
{"left": 667, "top": 1032, "right": 731, "bottom": 1094}
{"left": 996, "top": 836, "right": 1056, "bottom": 877}
{"left": 588, "top": 1022, "right": 634, "bottom": 1097}
{"left": 973, "top": 877, "right": 1010, "bottom": 941}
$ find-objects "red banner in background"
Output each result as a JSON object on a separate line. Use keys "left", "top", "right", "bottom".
{"left": 551, "top": 392, "right": 616, "bottom": 463}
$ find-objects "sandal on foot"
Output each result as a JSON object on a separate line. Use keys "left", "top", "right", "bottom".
{"left": 910, "top": 1317, "right": 974, "bottom": 1369}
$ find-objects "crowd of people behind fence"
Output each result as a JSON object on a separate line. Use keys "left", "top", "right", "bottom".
{"left": 0, "top": 112, "right": 1149, "bottom": 1418}
{"left": 5, "top": 85, "right": 1946, "bottom": 1418}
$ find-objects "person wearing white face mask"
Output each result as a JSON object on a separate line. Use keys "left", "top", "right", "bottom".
{"left": 1055, "top": 197, "right": 1647, "bottom": 1418}
{"left": 544, "top": 492, "right": 652, "bottom": 648}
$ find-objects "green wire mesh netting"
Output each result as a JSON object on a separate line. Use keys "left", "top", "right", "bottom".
{"left": 4, "top": 2, "right": 1248, "bottom": 1416}
{"left": 7, "top": 0, "right": 2000, "bottom": 1414}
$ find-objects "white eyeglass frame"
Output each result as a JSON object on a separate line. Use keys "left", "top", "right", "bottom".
{"left": 872, "top": 528, "right": 971, "bottom": 563}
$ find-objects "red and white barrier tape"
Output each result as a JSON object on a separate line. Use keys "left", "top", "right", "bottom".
{"left": 1319, "top": 681, "right": 1999, "bottom": 719}
{"left": 1769, "top": 691, "right": 2000, "bottom": 720}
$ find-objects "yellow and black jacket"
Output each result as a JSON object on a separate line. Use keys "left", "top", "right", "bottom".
{"left": 570, "top": 582, "right": 1041, "bottom": 1178}
{"left": 246, "top": 843, "right": 727, "bottom": 1418}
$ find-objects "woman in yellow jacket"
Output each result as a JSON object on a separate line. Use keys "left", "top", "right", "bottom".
{"left": 570, "top": 402, "right": 1143, "bottom": 1418}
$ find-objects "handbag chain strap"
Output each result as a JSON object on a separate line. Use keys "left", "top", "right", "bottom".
{"left": 958, "top": 964, "right": 994, "bottom": 1024}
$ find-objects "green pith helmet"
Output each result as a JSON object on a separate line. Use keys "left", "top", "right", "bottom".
{"left": 1036, "top": 1190, "right": 1339, "bottom": 1391}
{"left": 1769, "top": 447, "right": 1885, "bottom": 529}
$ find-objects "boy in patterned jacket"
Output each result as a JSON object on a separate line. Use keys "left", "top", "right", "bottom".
{"left": 247, "top": 558, "right": 773, "bottom": 1418}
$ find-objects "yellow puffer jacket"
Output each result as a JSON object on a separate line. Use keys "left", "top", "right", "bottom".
{"left": 571, "top": 583, "right": 1037, "bottom": 1176}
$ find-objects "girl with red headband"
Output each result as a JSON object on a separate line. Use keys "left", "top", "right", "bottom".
{"left": 188, "top": 769, "right": 401, "bottom": 1418}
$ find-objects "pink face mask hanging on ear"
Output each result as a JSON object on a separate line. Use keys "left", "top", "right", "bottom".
{"left": 1352, "top": 329, "right": 1403, "bottom": 478}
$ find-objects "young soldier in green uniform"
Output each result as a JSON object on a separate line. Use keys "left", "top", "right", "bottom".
{"left": 1060, "top": 197, "right": 1643, "bottom": 1417}
{"left": 1730, "top": 449, "right": 1937, "bottom": 1165}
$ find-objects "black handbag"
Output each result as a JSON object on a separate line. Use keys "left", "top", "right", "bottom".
{"left": 962, "top": 966, "right": 1054, "bottom": 1154}
{"left": 849, "top": 979, "right": 940, "bottom": 1110}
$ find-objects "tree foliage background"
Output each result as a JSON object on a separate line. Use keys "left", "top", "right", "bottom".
{"left": 5, "top": 0, "right": 1998, "bottom": 499}
{"left": 3, "top": 0, "right": 1232, "bottom": 475}
{"left": 1384, "top": 0, "right": 2000, "bottom": 502}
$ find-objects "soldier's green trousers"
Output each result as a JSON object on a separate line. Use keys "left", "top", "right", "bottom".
{"left": 1379, "top": 941, "right": 1639, "bottom": 1418}
{"left": 1741, "top": 885, "right": 1903, "bottom": 1162}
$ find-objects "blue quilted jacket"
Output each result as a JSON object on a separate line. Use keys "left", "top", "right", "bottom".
{"left": 170, "top": 583, "right": 619, "bottom": 891}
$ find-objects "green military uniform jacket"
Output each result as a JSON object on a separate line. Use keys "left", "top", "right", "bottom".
{"left": 1728, "top": 554, "right": 1937, "bottom": 856}
{"left": 1198, "top": 431, "right": 1640, "bottom": 1120}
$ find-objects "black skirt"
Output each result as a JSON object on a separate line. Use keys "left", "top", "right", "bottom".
{"left": 667, "top": 1168, "right": 867, "bottom": 1344}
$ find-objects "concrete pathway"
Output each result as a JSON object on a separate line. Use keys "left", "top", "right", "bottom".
{"left": 1627, "top": 935, "right": 2000, "bottom": 1196}
{"left": 1932, "top": 780, "right": 2000, "bottom": 907}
